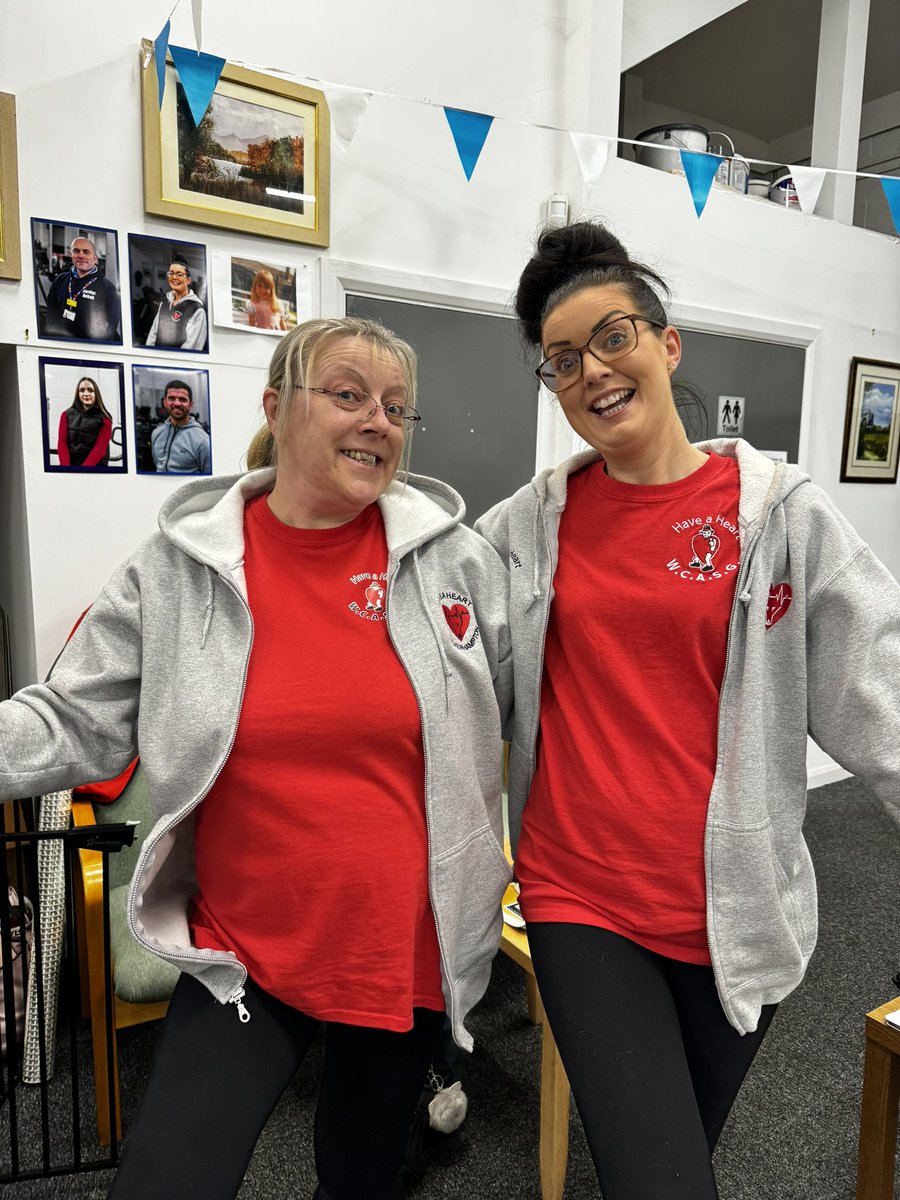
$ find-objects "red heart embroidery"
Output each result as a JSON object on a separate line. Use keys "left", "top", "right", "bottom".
{"left": 442, "top": 603, "right": 470, "bottom": 640}
{"left": 765, "top": 582, "right": 792, "bottom": 629}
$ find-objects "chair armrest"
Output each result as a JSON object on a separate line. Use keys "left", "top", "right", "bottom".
{"left": 71, "top": 797, "right": 104, "bottom": 913}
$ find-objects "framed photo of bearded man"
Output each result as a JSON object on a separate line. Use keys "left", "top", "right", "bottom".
{"left": 140, "top": 41, "right": 330, "bottom": 247}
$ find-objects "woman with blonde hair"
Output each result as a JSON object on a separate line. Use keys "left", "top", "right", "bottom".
{"left": 0, "top": 315, "right": 511, "bottom": 1200}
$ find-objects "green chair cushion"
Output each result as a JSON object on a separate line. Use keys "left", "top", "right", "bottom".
{"left": 109, "top": 884, "right": 180, "bottom": 1004}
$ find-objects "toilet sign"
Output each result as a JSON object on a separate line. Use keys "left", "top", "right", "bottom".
{"left": 718, "top": 395, "right": 745, "bottom": 437}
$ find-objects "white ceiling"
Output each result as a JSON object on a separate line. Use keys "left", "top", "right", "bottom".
{"left": 628, "top": 0, "right": 899, "bottom": 144}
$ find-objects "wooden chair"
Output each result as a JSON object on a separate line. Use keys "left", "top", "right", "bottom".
{"left": 856, "top": 994, "right": 900, "bottom": 1199}
{"left": 499, "top": 743, "right": 571, "bottom": 1200}
{"left": 71, "top": 764, "right": 178, "bottom": 1145}
{"left": 498, "top": 887, "right": 571, "bottom": 1200}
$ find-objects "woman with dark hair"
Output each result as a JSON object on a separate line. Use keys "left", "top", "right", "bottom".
{"left": 1, "top": 315, "right": 511, "bottom": 1200}
{"left": 476, "top": 219, "right": 900, "bottom": 1199}
{"left": 57, "top": 376, "right": 113, "bottom": 467}
{"left": 146, "top": 254, "right": 208, "bottom": 351}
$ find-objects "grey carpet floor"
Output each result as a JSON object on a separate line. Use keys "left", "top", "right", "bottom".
{"left": 0, "top": 774, "right": 897, "bottom": 1198}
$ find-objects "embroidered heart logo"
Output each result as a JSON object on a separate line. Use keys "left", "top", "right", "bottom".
{"left": 442, "top": 603, "right": 470, "bottom": 640}
{"left": 765, "top": 582, "right": 792, "bottom": 630}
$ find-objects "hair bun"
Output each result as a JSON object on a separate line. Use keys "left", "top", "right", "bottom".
{"left": 515, "top": 220, "right": 668, "bottom": 347}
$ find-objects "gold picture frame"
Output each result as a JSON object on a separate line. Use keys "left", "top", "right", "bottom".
{"left": 140, "top": 41, "right": 330, "bottom": 247}
{"left": 0, "top": 92, "right": 22, "bottom": 280}
{"left": 840, "top": 357, "right": 900, "bottom": 484}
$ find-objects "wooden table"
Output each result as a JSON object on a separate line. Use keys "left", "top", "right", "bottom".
{"left": 857, "top": 995, "right": 900, "bottom": 1199}
{"left": 498, "top": 883, "right": 571, "bottom": 1200}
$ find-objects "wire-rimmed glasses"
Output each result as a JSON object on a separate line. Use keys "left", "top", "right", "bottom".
{"left": 536, "top": 314, "right": 667, "bottom": 393}
{"left": 306, "top": 386, "right": 421, "bottom": 427}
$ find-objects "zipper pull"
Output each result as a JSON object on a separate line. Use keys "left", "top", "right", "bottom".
{"left": 229, "top": 987, "right": 251, "bottom": 1023}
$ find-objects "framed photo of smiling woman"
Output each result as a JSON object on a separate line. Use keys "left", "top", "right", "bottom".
{"left": 39, "top": 356, "right": 128, "bottom": 474}
{"left": 128, "top": 233, "right": 209, "bottom": 353}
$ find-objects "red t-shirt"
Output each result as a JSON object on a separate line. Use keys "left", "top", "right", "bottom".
{"left": 517, "top": 454, "right": 741, "bottom": 963}
{"left": 190, "top": 495, "right": 444, "bottom": 1029}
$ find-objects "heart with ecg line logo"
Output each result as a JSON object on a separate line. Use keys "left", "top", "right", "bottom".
{"left": 442, "top": 603, "right": 471, "bottom": 641}
{"left": 765, "top": 582, "right": 792, "bottom": 630}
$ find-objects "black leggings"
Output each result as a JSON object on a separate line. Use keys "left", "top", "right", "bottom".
{"left": 526, "top": 922, "right": 777, "bottom": 1200}
{"left": 107, "top": 973, "right": 445, "bottom": 1200}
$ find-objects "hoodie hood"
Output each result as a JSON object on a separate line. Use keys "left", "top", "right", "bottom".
{"left": 157, "top": 468, "right": 466, "bottom": 576}
{"left": 531, "top": 439, "right": 811, "bottom": 550}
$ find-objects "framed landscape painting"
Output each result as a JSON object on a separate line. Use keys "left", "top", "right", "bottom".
{"left": 0, "top": 92, "right": 21, "bottom": 280}
{"left": 840, "top": 358, "right": 900, "bottom": 483}
{"left": 141, "top": 41, "right": 330, "bottom": 247}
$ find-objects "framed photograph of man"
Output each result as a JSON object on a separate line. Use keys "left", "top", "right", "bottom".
{"left": 129, "top": 234, "right": 209, "bottom": 353}
{"left": 840, "top": 358, "right": 900, "bottom": 483}
{"left": 132, "top": 364, "right": 212, "bottom": 476}
{"left": 140, "top": 41, "right": 329, "bottom": 247}
{"left": 39, "top": 357, "right": 128, "bottom": 473}
{"left": 32, "top": 220, "right": 122, "bottom": 344}
{"left": 211, "top": 252, "right": 310, "bottom": 335}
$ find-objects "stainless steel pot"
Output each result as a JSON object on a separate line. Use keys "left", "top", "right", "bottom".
{"left": 635, "top": 124, "right": 708, "bottom": 174}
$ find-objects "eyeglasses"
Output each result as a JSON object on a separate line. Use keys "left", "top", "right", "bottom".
{"left": 306, "top": 386, "right": 420, "bottom": 427}
{"left": 167, "top": 270, "right": 189, "bottom": 279}
{"left": 536, "top": 314, "right": 667, "bottom": 393}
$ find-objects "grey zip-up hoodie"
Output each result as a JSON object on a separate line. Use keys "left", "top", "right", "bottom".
{"left": 0, "top": 469, "right": 513, "bottom": 1049}
{"left": 476, "top": 438, "right": 900, "bottom": 1035}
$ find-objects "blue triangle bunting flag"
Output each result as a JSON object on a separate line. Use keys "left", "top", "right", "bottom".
{"left": 881, "top": 177, "right": 900, "bottom": 236}
{"left": 679, "top": 149, "right": 723, "bottom": 217}
{"left": 154, "top": 20, "right": 171, "bottom": 108}
{"left": 169, "top": 44, "right": 226, "bottom": 126}
{"left": 444, "top": 107, "right": 494, "bottom": 181}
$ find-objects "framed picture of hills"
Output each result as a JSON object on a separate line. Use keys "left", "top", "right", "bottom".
{"left": 840, "top": 357, "right": 900, "bottom": 483}
{"left": 140, "top": 42, "right": 330, "bottom": 247}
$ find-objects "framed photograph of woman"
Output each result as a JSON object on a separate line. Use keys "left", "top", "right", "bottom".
{"left": 132, "top": 364, "right": 212, "bottom": 476}
{"left": 39, "top": 357, "right": 128, "bottom": 473}
{"left": 210, "top": 252, "right": 310, "bottom": 335}
{"left": 141, "top": 41, "right": 329, "bottom": 247}
{"left": 128, "top": 233, "right": 209, "bottom": 353}
{"left": 840, "top": 358, "right": 900, "bottom": 483}
{"left": 32, "top": 220, "right": 122, "bottom": 344}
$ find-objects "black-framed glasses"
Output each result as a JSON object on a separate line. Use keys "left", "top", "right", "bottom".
{"left": 306, "top": 386, "right": 421, "bottom": 427}
{"left": 536, "top": 314, "right": 667, "bottom": 393}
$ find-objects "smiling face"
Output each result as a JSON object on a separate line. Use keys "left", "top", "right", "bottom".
{"left": 77, "top": 379, "right": 97, "bottom": 409}
{"left": 167, "top": 263, "right": 191, "bottom": 299}
{"left": 70, "top": 239, "right": 97, "bottom": 277}
{"left": 541, "top": 283, "right": 684, "bottom": 470}
{"left": 264, "top": 336, "right": 407, "bottom": 529}
{"left": 163, "top": 387, "right": 193, "bottom": 426}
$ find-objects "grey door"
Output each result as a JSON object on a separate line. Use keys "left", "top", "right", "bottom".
{"left": 346, "top": 294, "right": 539, "bottom": 522}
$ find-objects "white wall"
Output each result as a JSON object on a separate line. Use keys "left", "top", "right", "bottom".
{"left": 2, "top": 0, "right": 900, "bottom": 691}
{"left": 621, "top": 0, "right": 749, "bottom": 72}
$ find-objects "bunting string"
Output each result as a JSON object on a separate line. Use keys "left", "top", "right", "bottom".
{"left": 144, "top": 31, "right": 900, "bottom": 229}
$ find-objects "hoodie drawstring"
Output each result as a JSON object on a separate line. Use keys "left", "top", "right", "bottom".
{"left": 526, "top": 504, "right": 544, "bottom": 612}
{"left": 201, "top": 567, "right": 216, "bottom": 648}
